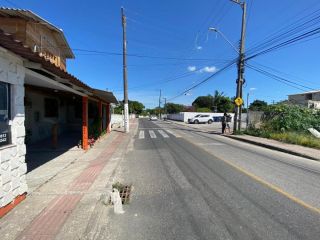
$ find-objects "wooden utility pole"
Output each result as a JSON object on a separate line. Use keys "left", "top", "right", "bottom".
{"left": 158, "top": 89, "right": 162, "bottom": 119}
{"left": 233, "top": 0, "right": 247, "bottom": 133}
{"left": 122, "top": 7, "right": 129, "bottom": 133}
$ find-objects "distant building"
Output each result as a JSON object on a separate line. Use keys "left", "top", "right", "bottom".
{"left": 288, "top": 90, "right": 320, "bottom": 109}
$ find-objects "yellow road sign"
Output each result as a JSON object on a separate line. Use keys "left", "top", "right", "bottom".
{"left": 235, "top": 97, "right": 243, "bottom": 106}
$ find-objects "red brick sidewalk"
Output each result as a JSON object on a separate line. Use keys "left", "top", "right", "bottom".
{"left": 17, "top": 133, "right": 126, "bottom": 240}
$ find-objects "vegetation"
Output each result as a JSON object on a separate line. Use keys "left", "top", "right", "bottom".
{"left": 249, "top": 100, "right": 268, "bottom": 111}
{"left": 114, "top": 100, "right": 145, "bottom": 114}
{"left": 165, "top": 103, "right": 185, "bottom": 114}
{"left": 245, "top": 104, "right": 320, "bottom": 149}
{"left": 192, "top": 91, "right": 234, "bottom": 112}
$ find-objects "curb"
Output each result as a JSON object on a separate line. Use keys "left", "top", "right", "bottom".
{"left": 225, "top": 135, "right": 319, "bottom": 162}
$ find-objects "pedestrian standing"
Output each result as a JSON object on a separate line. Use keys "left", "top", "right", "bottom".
{"left": 226, "top": 113, "right": 232, "bottom": 134}
{"left": 221, "top": 113, "right": 227, "bottom": 134}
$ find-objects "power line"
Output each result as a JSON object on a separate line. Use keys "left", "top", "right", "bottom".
{"left": 168, "top": 59, "right": 238, "bottom": 101}
{"left": 246, "top": 64, "right": 317, "bottom": 92}
{"left": 71, "top": 48, "right": 223, "bottom": 61}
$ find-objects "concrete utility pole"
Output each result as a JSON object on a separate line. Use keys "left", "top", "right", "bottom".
{"left": 121, "top": 7, "right": 129, "bottom": 133}
{"left": 158, "top": 89, "right": 162, "bottom": 119}
{"left": 232, "top": 0, "right": 247, "bottom": 133}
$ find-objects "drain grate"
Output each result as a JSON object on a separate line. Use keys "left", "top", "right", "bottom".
{"left": 110, "top": 182, "right": 132, "bottom": 204}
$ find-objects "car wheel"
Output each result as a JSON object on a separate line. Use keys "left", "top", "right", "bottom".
{"left": 208, "top": 119, "right": 213, "bottom": 124}
{"left": 194, "top": 120, "right": 199, "bottom": 124}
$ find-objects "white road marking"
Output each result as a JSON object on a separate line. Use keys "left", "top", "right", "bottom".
{"left": 197, "top": 142, "right": 225, "bottom": 146}
{"left": 165, "top": 129, "right": 181, "bottom": 138}
{"left": 158, "top": 130, "right": 169, "bottom": 138}
{"left": 139, "top": 130, "right": 145, "bottom": 139}
{"left": 149, "top": 130, "right": 157, "bottom": 138}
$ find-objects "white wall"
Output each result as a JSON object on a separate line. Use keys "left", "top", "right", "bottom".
{"left": 167, "top": 112, "right": 235, "bottom": 122}
{"left": 110, "top": 114, "right": 135, "bottom": 128}
{"left": 0, "top": 49, "right": 28, "bottom": 208}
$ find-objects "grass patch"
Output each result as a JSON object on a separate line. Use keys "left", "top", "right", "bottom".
{"left": 244, "top": 129, "right": 320, "bottom": 149}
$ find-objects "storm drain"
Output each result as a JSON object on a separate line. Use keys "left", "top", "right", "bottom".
{"left": 111, "top": 182, "right": 132, "bottom": 204}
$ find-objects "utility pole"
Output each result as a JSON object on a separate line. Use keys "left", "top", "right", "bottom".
{"left": 164, "top": 98, "right": 167, "bottom": 113}
{"left": 158, "top": 89, "right": 162, "bottom": 119}
{"left": 121, "top": 7, "right": 129, "bottom": 133}
{"left": 232, "top": 0, "right": 247, "bottom": 133}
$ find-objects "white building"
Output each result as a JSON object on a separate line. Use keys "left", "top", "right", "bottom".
{"left": 288, "top": 90, "right": 320, "bottom": 109}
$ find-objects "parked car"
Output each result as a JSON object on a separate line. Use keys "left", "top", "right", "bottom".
{"left": 188, "top": 114, "right": 213, "bottom": 124}
{"left": 149, "top": 116, "right": 158, "bottom": 121}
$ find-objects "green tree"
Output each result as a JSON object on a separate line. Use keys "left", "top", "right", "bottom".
{"left": 113, "top": 100, "right": 145, "bottom": 114}
{"left": 192, "top": 95, "right": 213, "bottom": 110}
{"left": 249, "top": 100, "right": 268, "bottom": 111}
{"left": 165, "top": 103, "right": 185, "bottom": 114}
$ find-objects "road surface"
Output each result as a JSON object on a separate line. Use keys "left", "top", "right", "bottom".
{"left": 89, "top": 119, "right": 320, "bottom": 240}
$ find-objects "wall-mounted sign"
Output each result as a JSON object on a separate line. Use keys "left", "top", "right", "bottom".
{"left": 0, "top": 132, "right": 9, "bottom": 146}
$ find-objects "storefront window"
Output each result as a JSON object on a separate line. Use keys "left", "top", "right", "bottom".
{"left": 0, "top": 82, "right": 11, "bottom": 146}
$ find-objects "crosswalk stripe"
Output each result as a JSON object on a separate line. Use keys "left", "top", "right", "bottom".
{"left": 139, "top": 130, "right": 145, "bottom": 139}
{"left": 165, "top": 129, "right": 181, "bottom": 138}
{"left": 158, "top": 130, "right": 169, "bottom": 138}
{"left": 149, "top": 130, "right": 157, "bottom": 138}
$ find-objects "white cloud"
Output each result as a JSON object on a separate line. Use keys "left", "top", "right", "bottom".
{"left": 200, "top": 66, "right": 218, "bottom": 73}
{"left": 250, "top": 87, "right": 257, "bottom": 91}
{"left": 187, "top": 66, "right": 197, "bottom": 72}
{"left": 196, "top": 46, "right": 203, "bottom": 50}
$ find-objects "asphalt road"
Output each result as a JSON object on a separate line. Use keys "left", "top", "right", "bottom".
{"left": 102, "top": 119, "right": 320, "bottom": 240}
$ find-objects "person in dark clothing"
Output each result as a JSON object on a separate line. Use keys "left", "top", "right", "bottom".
{"left": 221, "top": 113, "right": 227, "bottom": 134}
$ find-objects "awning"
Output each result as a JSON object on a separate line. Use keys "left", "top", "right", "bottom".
{"left": 92, "top": 89, "right": 118, "bottom": 104}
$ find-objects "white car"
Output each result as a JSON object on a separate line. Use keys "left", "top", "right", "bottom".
{"left": 188, "top": 114, "right": 213, "bottom": 124}
{"left": 149, "top": 116, "right": 157, "bottom": 121}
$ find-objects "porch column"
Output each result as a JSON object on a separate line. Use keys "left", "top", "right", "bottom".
{"left": 98, "top": 101, "right": 102, "bottom": 134}
{"left": 82, "top": 96, "right": 88, "bottom": 150}
{"left": 106, "top": 103, "right": 111, "bottom": 133}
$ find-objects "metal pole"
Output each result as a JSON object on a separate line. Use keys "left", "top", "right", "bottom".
{"left": 246, "top": 92, "right": 249, "bottom": 129}
{"left": 158, "top": 89, "right": 162, "bottom": 119}
{"left": 233, "top": 1, "right": 247, "bottom": 133}
{"left": 122, "top": 7, "right": 129, "bottom": 133}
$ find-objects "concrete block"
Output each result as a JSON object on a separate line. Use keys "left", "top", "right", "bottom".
{"left": 2, "top": 191, "right": 13, "bottom": 206}
{"left": 17, "top": 144, "right": 26, "bottom": 156}
{"left": 16, "top": 126, "right": 26, "bottom": 138}
{"left": 19, "top": 163, "right": 27, "bottom": 176}
{"left": 11, "top": 167, "right": 19, "bottom": 178}
{"left": 1, "top": 168, "right": 11, "bottom": 184}
{"left": 16, "top": 137, "right": 25, "bottom": 145}
{"left": 19, "top": 183, "right": 28, "bottom": 195}
{"left": 11, "top": 176, "right": 20, "bottom": 190}
{"left": 2, "top": 181, "right": 12, "bottom": 193}
{"left": 1, "top": 159, "right": 10, "bottom": 172}
{"left": 0, "top": 148, "right": 11, "bottom": 162}
{"left": 10, "top": 157, "right": 20, "bottom": 169}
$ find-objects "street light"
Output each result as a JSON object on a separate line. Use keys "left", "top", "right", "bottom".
{"left": 208, "top": 27, "right": 239, "bottom": 54}
{"left": 209, "top": 0, "right": 247, "bottom": 133}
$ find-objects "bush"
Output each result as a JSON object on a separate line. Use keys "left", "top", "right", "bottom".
{"left": 262, "top": 104, "right": 320, "bottom": 132}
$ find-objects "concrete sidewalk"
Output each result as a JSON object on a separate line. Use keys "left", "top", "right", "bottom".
{"left": 226, "top": 134, "right": 320, "bottom": 161}
{"left": 0, "top": 119, "right": 138, "bottom": 240}
{"left": 167, "top": 120, "right": 320, "bottom": 161}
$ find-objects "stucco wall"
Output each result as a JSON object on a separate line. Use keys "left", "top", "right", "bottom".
{"left": 24, "top": 90, "right": 69, "bottom": 144}
{"left": 0, "top": 49, "right": 28, "bottom": 208}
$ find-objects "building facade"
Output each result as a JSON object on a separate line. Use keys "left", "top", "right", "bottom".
{"left": 0, "top": 8, "right": 117, "bottom": 217}
{"left": 288, "top": 91, "right": 320, "bottom": 109}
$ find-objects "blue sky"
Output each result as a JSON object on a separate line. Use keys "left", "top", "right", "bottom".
{"left": 1, "top": 0, "right": 320, "bottom": 108}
